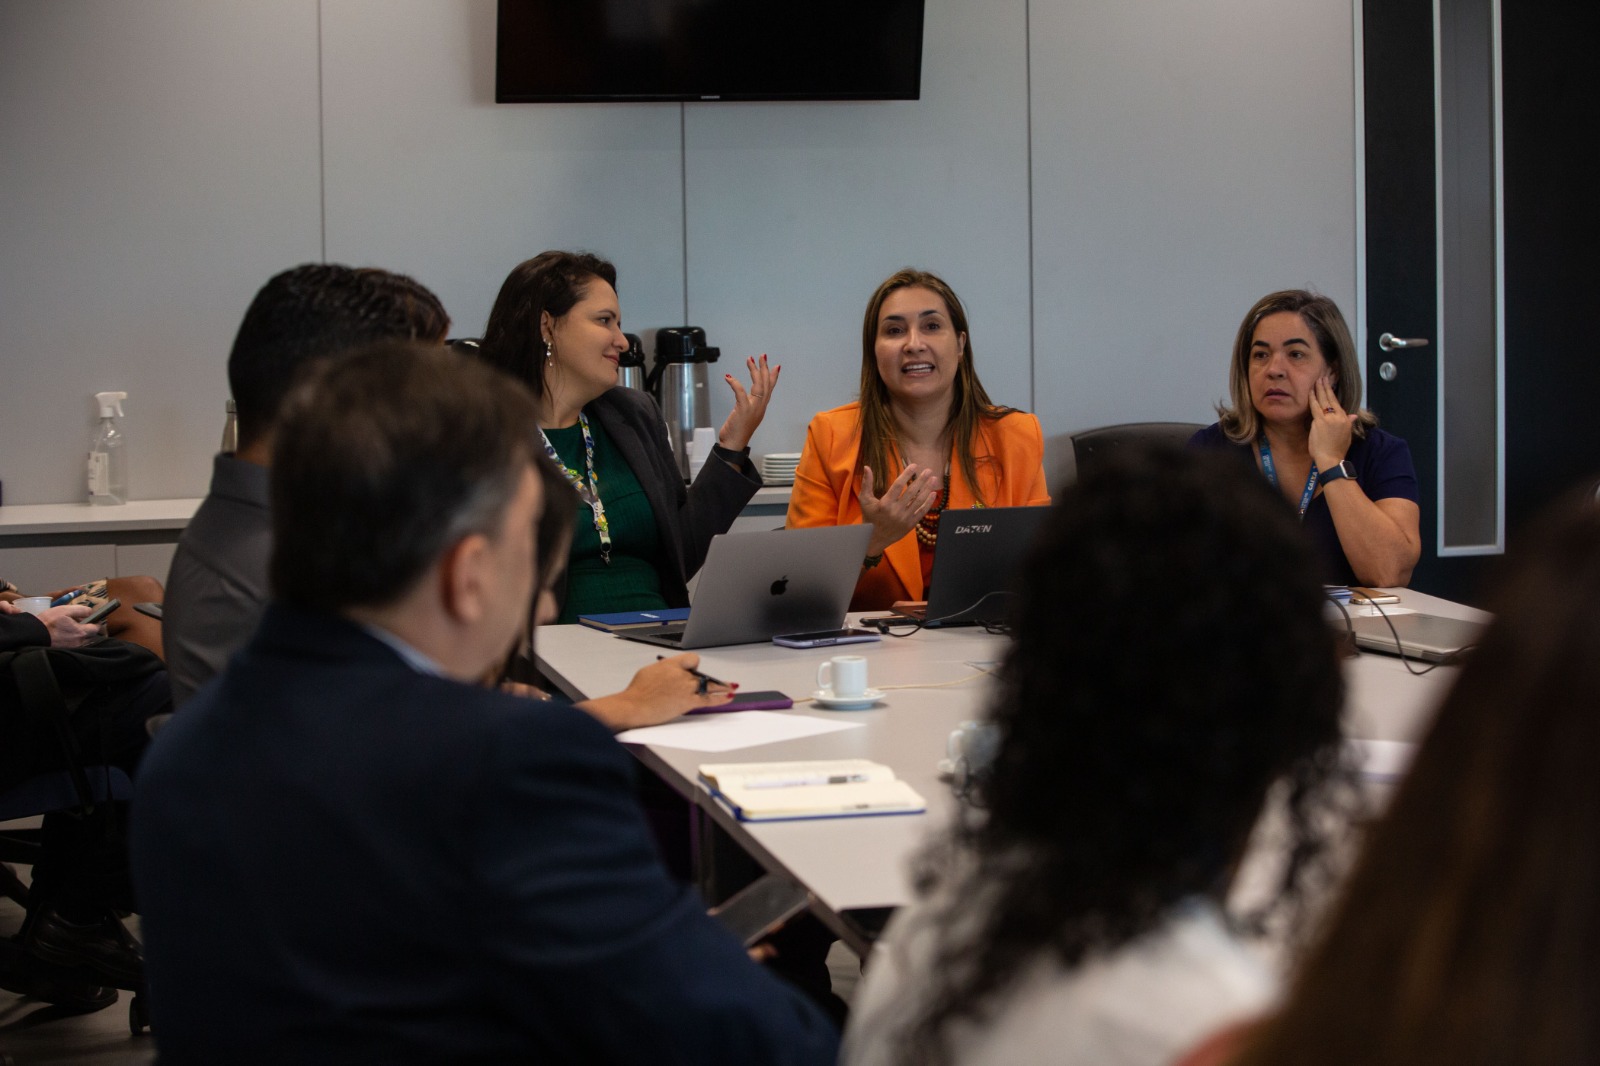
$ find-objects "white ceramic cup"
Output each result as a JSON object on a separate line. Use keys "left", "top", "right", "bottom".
{"left": 816, "top": 654, "right": 869, "bottom": 698}
{"left": 946, "top": 719, "right": 982, "bottom": 761}
{"left": 15, "top": 596, "right": 52, "bottom": 615}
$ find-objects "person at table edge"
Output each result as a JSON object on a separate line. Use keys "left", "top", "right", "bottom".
{"left": 1189, "top": 289, "right": 1420, "bottom": 588}
{"left": 786, "top": 268, "right": 1050, "bottom": 612}
{"left": 475, "top": 250, "right": 778, "bottom": 623}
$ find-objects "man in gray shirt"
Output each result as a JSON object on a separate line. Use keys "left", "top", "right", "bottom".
{"left": 163, "top": 265, "right": 449, "bottom": 706}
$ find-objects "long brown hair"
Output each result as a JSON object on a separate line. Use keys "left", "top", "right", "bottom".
{"left": 1216, "top": 289, "right": 1377, "bottom": 444}
{"left": 857, "top": 269, "right": 1012, "bottom": 501}
{"left": 1234, "top": 488, "right": 1600, "bottom": 1066}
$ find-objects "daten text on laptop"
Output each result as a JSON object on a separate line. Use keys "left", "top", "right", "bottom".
{"left": 620, "top": 524, "right": 872, "bottom": 650}
{"left": 885, "top": 505, "right": 1050, "bottom": 628}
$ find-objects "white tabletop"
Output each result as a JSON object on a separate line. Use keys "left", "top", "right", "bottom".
{"left": 536, "top": 587, "right": 1487, "bottom": 940}
{"left": 538, "top": 621, "right": 999, "bottom": 916}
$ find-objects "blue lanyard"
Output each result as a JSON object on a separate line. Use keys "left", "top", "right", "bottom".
{"left": 1258, "top": 438, "right": 1318, "bottom": 521}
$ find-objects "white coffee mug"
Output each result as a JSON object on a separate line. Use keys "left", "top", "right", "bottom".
{"left": 816, "top": 655, "right": 869, "bottom": 698}
{"left": 15, "top": 596, "right": 52, "bottom": 615}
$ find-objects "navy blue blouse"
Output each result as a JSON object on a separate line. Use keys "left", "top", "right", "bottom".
{"left": 1189, "top": 422, "right": 1419, "bottom": 586}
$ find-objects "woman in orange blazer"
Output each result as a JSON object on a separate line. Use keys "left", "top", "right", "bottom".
{"left": 786, "top": 269, "right": 1050, "bottom": 611}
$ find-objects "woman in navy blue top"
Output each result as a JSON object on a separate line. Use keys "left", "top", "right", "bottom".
{"left": 1190, "top": 291, "right": 1420, "bottom": 587}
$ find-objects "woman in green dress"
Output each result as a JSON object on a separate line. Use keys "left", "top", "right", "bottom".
{"left": 477, "top": 251, "right": 779, "bottom": 623}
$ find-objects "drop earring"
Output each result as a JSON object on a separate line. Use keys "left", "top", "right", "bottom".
{"left": 544, "top": 341, "right": 554, "bottom": 367}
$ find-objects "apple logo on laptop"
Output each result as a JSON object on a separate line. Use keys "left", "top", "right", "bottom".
{"left": 769, "top": 576, "right": 789, "bottom": 596}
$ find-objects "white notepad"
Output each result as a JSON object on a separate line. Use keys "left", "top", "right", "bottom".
{"left": 698, "top": 759, "right": 927, "bottom": 822}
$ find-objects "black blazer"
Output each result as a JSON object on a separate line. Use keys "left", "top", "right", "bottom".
{"left": 0, "top": 611, "right": 48, "bottom": 652}
{"left": 131, "top": 604, "right": 838, "bottom": 1064}
{"left": 576, "top": 385, "right": 762, "bottom": 610}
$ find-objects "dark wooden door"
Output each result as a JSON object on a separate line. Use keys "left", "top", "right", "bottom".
{"left": 1363, "top": 1, "right": 1600, "bottom": 605}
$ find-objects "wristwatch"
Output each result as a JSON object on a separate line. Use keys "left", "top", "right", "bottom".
{"left": 1319, "top": 460, "right": 1357, "bottom": 486}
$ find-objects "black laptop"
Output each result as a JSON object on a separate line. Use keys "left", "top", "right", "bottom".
{"left": 888, "top": 506, "right": 1051, "bottom": 628}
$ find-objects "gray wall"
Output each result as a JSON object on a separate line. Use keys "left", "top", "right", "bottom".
{"left": 0, "top": 0, "right": 1355, "bottom": 505}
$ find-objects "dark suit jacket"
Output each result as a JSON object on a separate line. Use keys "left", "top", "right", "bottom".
{"left": 580, "top": 386, "right": 762, "bottom": 610}
{"left": 131, "top": 605, "right": 838, "bottom": 1065}
{"left": 0, "top": 611, "right": 48, "bottom": 652}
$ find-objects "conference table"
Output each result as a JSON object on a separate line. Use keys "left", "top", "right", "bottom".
{"left": 536, "top": 589, "right": 1488, "bottom": 955}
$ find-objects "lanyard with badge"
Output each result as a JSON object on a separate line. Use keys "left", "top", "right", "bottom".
{"left": 540, "top": 412, "right": 613, "bottom": 564}
{"left": 1258, "top": 438, "right": 1318, "bottom": 521}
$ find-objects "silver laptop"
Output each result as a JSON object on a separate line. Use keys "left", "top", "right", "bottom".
{"left": 620, "top": 525, "right": 873, "bottom": 650}
{"left": 892, "top": 506, "right": 1051, "bottom": 628}
{"left": 1348, "top": 611, "right": 1486, "bottom": 663}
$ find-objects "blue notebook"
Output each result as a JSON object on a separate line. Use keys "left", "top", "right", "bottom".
{"left": 577, "top": 607, "right": 692, "bottom": 632}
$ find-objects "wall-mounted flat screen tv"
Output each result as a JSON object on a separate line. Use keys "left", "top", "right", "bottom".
{"left": 496, "top": 0, "right": 925, "bottom": 103}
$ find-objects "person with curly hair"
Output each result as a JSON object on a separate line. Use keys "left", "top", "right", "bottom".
{"left": 842, "top": 446, "right": 1353, "bottom": 1066}
{"left": 1211, "top": 486, "right": 1600, "bottom": 1066}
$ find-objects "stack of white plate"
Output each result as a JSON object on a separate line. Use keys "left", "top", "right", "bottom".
{"left": 761, "top": 452, "right": 801, "bottom": 485}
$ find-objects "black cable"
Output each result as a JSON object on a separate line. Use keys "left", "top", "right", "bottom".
{"left": 864, "top": 590, "right": 1020, "bottom": 638}
{"left": 1361, "top": 598, "right": 1475, "bottom": 675}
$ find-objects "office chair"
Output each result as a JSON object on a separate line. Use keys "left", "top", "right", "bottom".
{"left": 1069, "top": 421, "right": 1206, "bottom": 482}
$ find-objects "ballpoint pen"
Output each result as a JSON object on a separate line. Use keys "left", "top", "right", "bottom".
{"left": 656, "top": 655, "right": 736, "bottom": 695}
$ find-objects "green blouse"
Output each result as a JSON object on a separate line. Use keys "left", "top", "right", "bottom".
{"left": 543, "top": 417, "right": 666, "bottom": 624}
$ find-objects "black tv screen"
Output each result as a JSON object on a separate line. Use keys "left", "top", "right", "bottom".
{"left": 496, "top": 0, "right": 925, "bottom": 103}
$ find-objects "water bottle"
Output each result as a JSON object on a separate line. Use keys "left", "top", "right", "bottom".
{"left": 87, "top": 391, "right": 128, "bottom": 505}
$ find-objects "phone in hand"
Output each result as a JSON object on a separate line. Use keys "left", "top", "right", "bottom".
{"left": 709, "top": 874, "right": 811, "bottom": 947}
{"left": 82, "top": 598, "right": 121, "bottom": 625}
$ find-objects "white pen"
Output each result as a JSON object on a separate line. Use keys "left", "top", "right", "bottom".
{"left": 745, "top": 773, "right": 870, "bottom": 789}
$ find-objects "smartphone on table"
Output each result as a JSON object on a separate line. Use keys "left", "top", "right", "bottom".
{"left": 771, "top": 628, "right": 881, "bottom": 649}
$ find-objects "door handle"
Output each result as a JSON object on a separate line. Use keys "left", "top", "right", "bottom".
{"left": 1378, "top": 332, "right": 1430, "bottom": 352}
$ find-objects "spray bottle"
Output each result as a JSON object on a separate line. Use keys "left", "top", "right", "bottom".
{"left": 87, "top": 391, "right": 128, "bottom": 505}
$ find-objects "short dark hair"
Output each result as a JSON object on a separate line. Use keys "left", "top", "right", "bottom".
{"left": 227, "top": 264, "right": 450, "bottom": 450}
{"left": 476, "top": 251, "right": 617, "bottom": 399}
{"left": 269, "top": 342, "right": 542, "bottom": 613}
{"left": 902, "top": 445, "right": 1352, "bottom": 1065}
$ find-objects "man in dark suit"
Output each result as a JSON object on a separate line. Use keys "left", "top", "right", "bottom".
{"left": 130, "top": 342, "right": 839, "bottom": 1064}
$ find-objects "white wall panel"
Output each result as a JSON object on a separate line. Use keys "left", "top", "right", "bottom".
{"left": 0, "top": 1, "right": 323, "bottom": 504}
{"left": 1029, "top": 0, "right": 1357, "bottom": 440}
{"left": 1, "top": 0, "right": 1360, "bottom": 504}
{"left": 679, "top": 0, "right": 1032, "bottom": 460}
{"left": 319, "top": 0, "right": 686, "bottom": 342}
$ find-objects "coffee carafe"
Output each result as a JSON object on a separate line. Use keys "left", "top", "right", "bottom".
{"left": 617, "top": 333, "right": 647, "bottom": 392}
{"left": 648, "top": 326, "right": 720, "bottom": 479}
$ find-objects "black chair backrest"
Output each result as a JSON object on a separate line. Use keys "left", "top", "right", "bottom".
{"left": 1070, "top": 421, "right": 1206, "bottom": 480}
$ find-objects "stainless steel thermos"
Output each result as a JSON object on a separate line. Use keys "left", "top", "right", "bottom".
{"left": 648, "top": 326, "right": 719, "bottom": 480}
